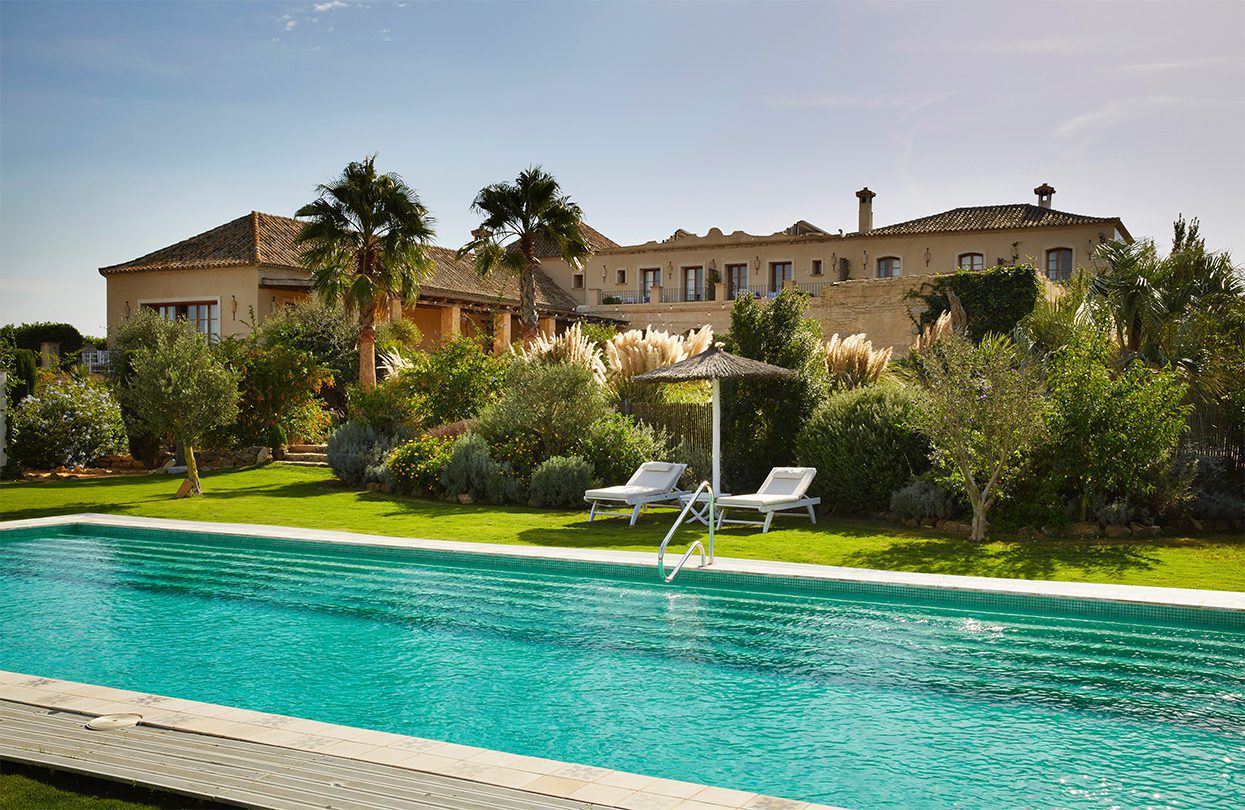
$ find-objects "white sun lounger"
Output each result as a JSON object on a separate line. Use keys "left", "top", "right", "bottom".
{"left": 584, "top": 461, "right": 688, "bottom": 525}
{"left": 715, "top": 467, "right": 820, "bottom": 533}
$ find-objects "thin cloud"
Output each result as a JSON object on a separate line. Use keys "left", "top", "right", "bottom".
{"left": 313, "top": 1, "right": 348, "bottom": 11}
{"left": 772, "top": 89, "right": 963, "bottom": 117}
{"left": 899, "top": 33, "right": 1127, "bottom": 58}
{"left": 1055, "top": 96, "right": 1243, "bottom": 142}
{"left": 1106, "top": 56, "right": 1243, "bottom": 75}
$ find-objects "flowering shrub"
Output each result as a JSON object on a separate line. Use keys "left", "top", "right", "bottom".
{"left": 10, "top": 377, "right": 128, "bottom": 468}
{"left": 386, "top": 435, "right": 454, "bottom": 496}
{"left": 489, "top": 430, "right": 543, "bottom": 483}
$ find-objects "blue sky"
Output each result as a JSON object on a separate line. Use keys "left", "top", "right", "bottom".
{"left": 2, "top": 0, "right": 1242, "bottom": 334}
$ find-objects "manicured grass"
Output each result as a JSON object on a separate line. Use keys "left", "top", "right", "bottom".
{"left": 2, "top": 464, "right": 1242, "bottom": 591}
{"left": 0, "top": 763, "right": 224, "bottom": 809}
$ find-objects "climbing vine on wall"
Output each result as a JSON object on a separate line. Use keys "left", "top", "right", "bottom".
{"left": 906, "top": 264, "right": 1042, "bottom": 341}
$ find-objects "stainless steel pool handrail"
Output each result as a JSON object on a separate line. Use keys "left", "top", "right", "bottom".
{"left": 657, "top": 480, "right": 715, "bottom": 583}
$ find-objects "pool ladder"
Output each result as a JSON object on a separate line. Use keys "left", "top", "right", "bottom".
{"left": 657, "top": 480, "right": 716, "bottom": 583}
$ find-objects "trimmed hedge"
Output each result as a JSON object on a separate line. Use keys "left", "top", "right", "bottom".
{"left": 529, "top": 455, "right": 594, "bottom": 508}
{"left": 796, "top": 385, "right": 930, "bottom": 514}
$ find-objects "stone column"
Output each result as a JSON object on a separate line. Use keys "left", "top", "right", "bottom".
{"left": 492, "top": 311, "right": 512, "bottom": 354}
{"left": 649, "top": 283, "right": 663, "bottom": 304}
{"left": 782, "top": 279, "right": 797, "bottom": 292}
{"left": 588, "top": 287, "right": 602, "bottom": 306}
{"left": 714, "top": 282, "right": 729, "bottom": 301}
{"left": 439, "top": 304, "right": 462, "bottom": 340}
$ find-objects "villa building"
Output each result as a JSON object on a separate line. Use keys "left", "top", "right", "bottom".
{"left": 539, "top": 183, "right": 1131, "bottom": 350}
{"left": 99, "top": 184, "right": 1129, "bottom": 353}
{"left": 99, "top": 211, "right": 596, "bottom": 353}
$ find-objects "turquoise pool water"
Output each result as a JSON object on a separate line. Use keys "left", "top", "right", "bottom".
{"left": 1, "top": 524, "right": 1242, "bottom": 808}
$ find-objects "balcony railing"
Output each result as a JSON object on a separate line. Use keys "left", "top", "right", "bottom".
{"left": 660, "top": 287, "right": 712, "bottom": 303}
{"left": 597, "top": 282, "right": 831, "bottom": 306}
{"left": 600, "top": 289, "right": 652, "bottom": 305}
{"left": 727, "top": 284, "right": 779, "bottom": 300}
{"left": 80, "top": 349, "right": 111, "bottom": 373}
{"left": 796, "top": 280, "right": 833, "bottom": 296}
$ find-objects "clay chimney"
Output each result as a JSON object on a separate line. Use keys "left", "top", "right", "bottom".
{"left": 856, "top": 187, "right": 876, "bottom": 234}
{"left": 1034, "top": 183, "right": 1055, "bottom": 209}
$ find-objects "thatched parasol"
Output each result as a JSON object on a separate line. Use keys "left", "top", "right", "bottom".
{"left": 633, "top": 346, "right": 797, "bottom": 495}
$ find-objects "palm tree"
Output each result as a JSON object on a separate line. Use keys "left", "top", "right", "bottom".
{"left": 1091, "top": 239, "right": 1164, "bottom": 356}
{"left": 296, "top": 155, "right": 435, "bottom": 390}
{"left": 458, "top": 166, "right": 591, "bottom": 334}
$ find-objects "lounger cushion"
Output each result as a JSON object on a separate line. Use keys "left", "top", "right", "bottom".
{"left": 585, "top": 485, "right": 669, "bottom": 501}
{"left": 626, "top": 462, "right": 685, "bottom": 492}
{"left": 717, "top": 494, "right": 812, "bottom": 508}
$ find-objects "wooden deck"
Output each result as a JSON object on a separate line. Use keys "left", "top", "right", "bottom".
{"left": 0, "top": 700, "right": 615, "bottom": 809}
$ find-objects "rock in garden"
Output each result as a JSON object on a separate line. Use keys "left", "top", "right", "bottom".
{"left": 1070, "top": 522, "right": 1099, "bottom": 538}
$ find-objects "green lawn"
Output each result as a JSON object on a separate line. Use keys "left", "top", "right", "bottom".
{"left": 2, "top": 464, "right": 1242, "bottom": 591}
{"left": 0, "top": 763, "right": 224, "bottom": 809}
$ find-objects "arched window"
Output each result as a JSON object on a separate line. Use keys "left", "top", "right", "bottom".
{"left": 1046, "top": 248, "right": 1073, "bottom": 283}
{"left": 877, "top": 256, "right": 901, "bottom": 278}
{"left": 958, "top": 252, "right": 984, "bottom": 271}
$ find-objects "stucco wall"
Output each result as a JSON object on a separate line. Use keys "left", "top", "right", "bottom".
{"left": 104, "top": 265, "right": 265, "bottom": 340}
{"left": 545, "top": 222, "right": 1119, "bottom": 306}
{"left": 583, "top": 276, "right": 946, "bottom": 353}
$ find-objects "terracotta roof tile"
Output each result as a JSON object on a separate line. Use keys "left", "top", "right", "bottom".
{"left": 531, "top": 222, "right": 619, "bottom": 257}
{"left": 100, "top": 212, "right": 580, "bottom": 314}
{"left": 99, "top": 213, "right": 264, "bottom": 274}
{"left": 865, "top": 204, "right": 1119, "bottom": 237}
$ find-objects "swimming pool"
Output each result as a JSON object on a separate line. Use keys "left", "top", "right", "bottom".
{"left": 1, "top": 521, "right": 1242, "bottom": 808}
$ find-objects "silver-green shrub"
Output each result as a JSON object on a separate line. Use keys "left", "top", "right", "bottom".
{"left": 327, "top": 420, "right": 413, "bottom": 489}
{"left": 529, "top": 455, "right": 593, "bottom": 508}
{"left": 889, "top": 479, "right": 958, "bottom": 521}
{"left": 441, "top": 433, "right": 524, "bottom": 504}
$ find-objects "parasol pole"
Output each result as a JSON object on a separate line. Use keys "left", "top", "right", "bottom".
{"left": 711, "top": 378, "right": 721, "bottom": 496}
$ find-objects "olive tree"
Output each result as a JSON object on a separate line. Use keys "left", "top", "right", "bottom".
{"left": 121, "top": 321, "right": 240, "bottom": 495}
{"left": 912, "top": 333, "right": 1046, "bottom": 541}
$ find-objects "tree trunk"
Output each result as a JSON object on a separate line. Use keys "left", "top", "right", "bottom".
{"left": 358, "top": 306, "right": 378, "bottom": 390}
{"left": 519, "top": 265, "right": 538, "bottom": 332}
{"left": 184, "top": 443, "right": 202, "bottom": 496}
{"left": 970, "top": 504, "right": 988, "bottom": 542}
